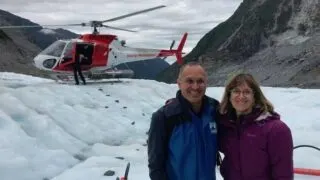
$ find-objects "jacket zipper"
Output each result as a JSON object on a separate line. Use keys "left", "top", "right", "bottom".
{"left": 236, "top": 118, "right": 244, "bottom": 180}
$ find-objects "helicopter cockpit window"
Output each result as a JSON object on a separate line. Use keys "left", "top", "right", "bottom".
{"left": 59, "top": 41, "right": 74, "bottom": 63}
{"left": 40, "top": 40, "right": 66, "bottom": 57}
{"left": 62, "top": 42, "right": 73, "bottom": 58}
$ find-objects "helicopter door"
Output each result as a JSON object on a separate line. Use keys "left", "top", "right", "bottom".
{"left": 75, "top": 43, "right": 94, "bottom": 65}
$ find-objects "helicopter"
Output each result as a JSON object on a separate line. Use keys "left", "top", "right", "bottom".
{"left": 0, "top": 5, "right": 188, "bottom": 81}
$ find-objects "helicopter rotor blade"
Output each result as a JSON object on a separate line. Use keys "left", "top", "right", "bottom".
{"left": 0, "top": 5, "right": 166, "bottom": 33}
{"left": 0, "top": 23, "right": 86, "bottom": 29}
{"left": 101, "top": 5, "right": 165, "bottom": 23}
{"left": 0, "top": 25, "right": 42, "bottom": 29}
{"left": 102, "top": 25, "right": 137, "bottom": 32}
{"left": 170, "top": 40, "right": 175, "bottom": 50}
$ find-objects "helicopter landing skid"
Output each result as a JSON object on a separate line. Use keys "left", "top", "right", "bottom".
{"left": 88, "top": 69, "right": 134, "bottom": 80}
{"left": 49, "top": 73, "right": 129, "bottom": 85}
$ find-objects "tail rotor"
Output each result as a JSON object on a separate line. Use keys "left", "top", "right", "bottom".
{"left": 116, "top": 162, "right": 130, "bottom": 180}
{"left": 174, "top": 32, "right": 188, "bottom": 64}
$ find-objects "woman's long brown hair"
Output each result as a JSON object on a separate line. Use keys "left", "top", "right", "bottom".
{"left": 219, "top": 73, "right": 274, "bottom": 114}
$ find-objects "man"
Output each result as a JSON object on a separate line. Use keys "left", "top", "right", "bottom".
{"left": 73, "top": 47, "right": 87, "bottom": 85}
{"left": 147, "top": 61, "right": 220, "bottom": 180}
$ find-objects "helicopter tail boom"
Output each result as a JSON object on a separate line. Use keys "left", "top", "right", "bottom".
{"left": 157, "top": 32, "right": 188, "bottom": 64}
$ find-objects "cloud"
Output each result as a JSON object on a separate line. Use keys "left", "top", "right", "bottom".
{"left": 0, "top": 0, "right": 242, "bottom": 54}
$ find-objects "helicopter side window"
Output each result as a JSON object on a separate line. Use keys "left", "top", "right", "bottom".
{"left": 40, "top": 41, "right": 66, "bottom": 57}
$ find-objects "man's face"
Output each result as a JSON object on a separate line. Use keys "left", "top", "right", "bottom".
{"left": 177, "top": 65, "right": 207, "bottom": 105}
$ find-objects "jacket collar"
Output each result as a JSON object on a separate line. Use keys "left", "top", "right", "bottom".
{"left": 220, "top": 107, "right": 280, "bottom": 127}
{"left": 176, "top": 90, "right": 208, "bottom": 117}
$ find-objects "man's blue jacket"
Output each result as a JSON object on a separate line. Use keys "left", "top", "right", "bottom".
{"left": 148, "top": 91, "right": 219, "bottom": 180}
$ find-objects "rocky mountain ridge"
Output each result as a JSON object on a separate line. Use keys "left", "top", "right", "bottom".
{"left": 157, "top": 0, "right": 320, "bottom": 88}
{"left": 0, "top": 9, "right": 79, "bottom": 77}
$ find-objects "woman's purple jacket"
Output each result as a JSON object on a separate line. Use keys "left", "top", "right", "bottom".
{"left": 218, "top": 108, "right": 294, "bottom": 180}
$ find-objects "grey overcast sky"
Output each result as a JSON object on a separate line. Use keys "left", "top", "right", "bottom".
{"left": 0, "top": 0, "right": 242, "bottom": 54}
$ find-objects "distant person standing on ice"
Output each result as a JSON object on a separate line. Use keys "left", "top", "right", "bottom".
{"left": 147, "top": 61, "right": 220, "bottom": 180}
{"left": 218, "top": 73, "right": 294, "bottom": 180}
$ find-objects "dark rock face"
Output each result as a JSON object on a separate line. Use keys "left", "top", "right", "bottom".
{"left": 0, "top": 9, "right": 78, "bottom": 77}
{"left": 115, "top": 58, "right": 169, "bottom": 80}
{"left": 157, "top": 0, "right": 320, "bottom": 88}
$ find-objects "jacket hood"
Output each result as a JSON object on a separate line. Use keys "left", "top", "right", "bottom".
{"left": 255, "top": 111, "right": 279, "bottom": 122}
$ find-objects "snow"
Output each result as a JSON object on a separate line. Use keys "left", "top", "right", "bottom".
{"left": 39, "top": 28, "right": 57, "bottom": 35}
{"left": 273, "top": 30, "right": 311, "bottom": 45}
{"left": 0, "top": 72, "right": 319, "bottom": 180}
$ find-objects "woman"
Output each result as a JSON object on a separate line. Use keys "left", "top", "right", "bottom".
{"left": 218, "top": 73, "right": 294, "bottom": 180}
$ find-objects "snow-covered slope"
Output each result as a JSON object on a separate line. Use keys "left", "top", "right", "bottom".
{"left": 0, "top": 72, "right": 319, "bottom": 180}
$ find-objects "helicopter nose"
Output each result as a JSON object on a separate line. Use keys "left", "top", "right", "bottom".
{"left": 34, "top": 55, "right": 59, "bottom": 70}
{"left": 33, "top": 55, "right": 44, "bottom": 69}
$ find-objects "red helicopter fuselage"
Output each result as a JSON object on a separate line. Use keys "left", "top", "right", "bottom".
{"left": 33, "top": 32, "right": 187, "bottom": 76}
